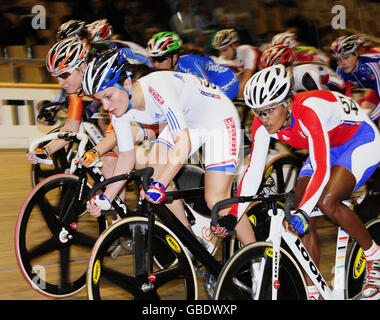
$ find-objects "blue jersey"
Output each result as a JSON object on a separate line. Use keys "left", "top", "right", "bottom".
{"left": 91, "top": 40, "right": 153, "bottom": 67}
{"left": 337, "top": 54, "right": 380, "bottom": 94}
{"left": 337, "top": 54, "right": 380, "bottom": 120}
{"left": 176, "top": 54, "right": 239, "bottom": 100}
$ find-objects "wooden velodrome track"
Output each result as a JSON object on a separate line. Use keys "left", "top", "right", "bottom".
{"left": 0, "top": 149, "right": 338, "bottom": 300}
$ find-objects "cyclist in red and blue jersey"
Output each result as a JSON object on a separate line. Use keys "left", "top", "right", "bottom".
{"left": 213, "top": 65, "right": 380, "bottom": 300}
{"left": 147, "top": 31, "right": 239, "bottom": 100}
{"left": 332, "top": 35, "right": 380, "bottom": 125}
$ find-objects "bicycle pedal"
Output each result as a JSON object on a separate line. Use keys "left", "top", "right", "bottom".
{"left": 204, "top": 272, "right": 217, "bottom": 298}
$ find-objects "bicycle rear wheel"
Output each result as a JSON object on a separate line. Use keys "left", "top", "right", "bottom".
{"left": 259, "top": 154, "right": 302, "bottom": 194}
{"left": 214, "top": 242, "right": 308, "bottom": 300}
{"left": 87, "top": 216, "right": 198, "bottom": 300}
{"left": 15, "top": 174, "right": 106, "bottom": 298}
{"left": 345, "top": 218, "right": 380, "bottom": 299}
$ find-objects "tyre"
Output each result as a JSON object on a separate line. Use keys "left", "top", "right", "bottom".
{"left": 87, "top": 216, "right": 198, "bottom": 300}
{"left": 345, "top": 218, "right": 380, "bottom": 299}
{"left": 214, "top": 242, "right": 308, "bottom": 300}
{"left": 15, "top": 174, "right": 106, "bottom": 298}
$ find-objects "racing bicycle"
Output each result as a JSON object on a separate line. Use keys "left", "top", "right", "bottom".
{"left": 212, "top": 192, "right": 380, "bottom": 300}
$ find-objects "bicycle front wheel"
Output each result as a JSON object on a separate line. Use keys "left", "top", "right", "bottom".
{"left": 15, "top": 173, "right": 106, "bottom": 298}
{"left": 214, "top": 242, "right": 308, "bottom": 300}
{"left": 87, "top": 216, "right": 198, "bottom": 300}
{"left": 345, "top": 218, "right": 380, "bottom": 299}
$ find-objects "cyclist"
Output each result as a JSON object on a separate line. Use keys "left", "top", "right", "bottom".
{"left": 271, "top": 30, "right": 330, "bottom": 65}
{"left": 218, "top": 65, "right": 380, "bottom": 299}
{"left": 211, "top": 28, "right": 261, "bottom": 98}
{"left": 331, "top": 34, "right": 380, "bottom": 126}
{"left": 146, "top": 31, "right": 239, "bottom": 100}
{"left": 38, "top": 19, "right": 152, "bottom": 127}
{"left": 83, "top": 49, "right": 255, "bottom": 245}
{"left": 27, "top": 38, "right": 152, "bottom": 179}
{"left": 260, "top": 44, "right": 345, "bottom": 93}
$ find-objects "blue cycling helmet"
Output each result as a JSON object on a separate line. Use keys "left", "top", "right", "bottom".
{"left": 83, "top": 48, "right": 132, "bottom": 95}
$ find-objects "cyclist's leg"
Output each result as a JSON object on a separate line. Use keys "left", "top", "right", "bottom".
{"left": 317, "top": 165, "right": 373, "bottom": 250}
{"left": 317, "top": 123, "right": 380, "bottom": 298}
{"left": 317, "top": 120, "right": 380, "bottom": 251}
{"left": 205, "top": 169, "right": 256, "bottom": 245}
{"left": 147, "top": 137, "right": 190, "bottom": 226}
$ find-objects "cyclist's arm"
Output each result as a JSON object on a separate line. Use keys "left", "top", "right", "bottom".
{"left": 230, "top": 118, "right": 270, "bottom": 219}
{"left": 94, "top": 149, "right": 135, "bottom": 205}
{"left": 297, "top": 108, "right": 330, "bottom": 216}
{"left": 92, "top": 130, "right": 117, "bottom": 156}
{"left": 102, "top": 116, "right": 136, "bottom": 201}
{"left": 237, "top": 68, "right": 254, "bottom": 98}
{"left": 40, "top": 94, "right": 83, "bottom": 155}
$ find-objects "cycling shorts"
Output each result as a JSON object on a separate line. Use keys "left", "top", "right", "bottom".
{"left": 155, "top": 117, "right": 240, "bottom": 173}
{"left": 299, "top": 121, "right": 380, "bottom": 191}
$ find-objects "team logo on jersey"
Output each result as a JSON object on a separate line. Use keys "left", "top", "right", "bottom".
{"left": 224, "top": 117, "right": 237, "bottom": 156}
{"left": 200, "top": 90, "right": 220, "bottom": 99}
{"left": 149, "top": 86, "right": 165, "bottom": 105}
{"left": 205, "top": 61, "right": 229, "bottom": 73}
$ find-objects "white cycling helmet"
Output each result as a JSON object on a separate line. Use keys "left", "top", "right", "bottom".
{"left": 56, "top": 20, "right": 86, "bottom": 40}
{"left": 244, "top": 64, "right": 291, "bottom": 111}
{"left": 86, "top": 19, "right": 113, "bottom": 42}
{"left": 46, "top": 37, "right": 88, "bottom": 76}
{"left": 82, "top": 48, "right": 130, "bottom": 96}
{"left": 271, "top": 31, "right": 297, "bottom": 48}
{"left": 212, "top": 29, "right": 239, "bottom": 49}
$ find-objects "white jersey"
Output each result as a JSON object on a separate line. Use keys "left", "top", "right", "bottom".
{"left": 112, "top": 71, "right": 241, "bottom": 172}
{"left": 214, "top": 44, "right": 260, "bottom": 73}
{"left": 292, "top": 63, "right": 344, "bottom": 92}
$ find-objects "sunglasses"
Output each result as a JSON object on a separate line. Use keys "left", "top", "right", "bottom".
{"left": 254, "top": 102, "right": 288, "bottom": 117}
{"left": 152, "top": 55, "right": 170, "bottom": 63}
{"left": 55, "top": 71, "right": 72, "bottom": 80}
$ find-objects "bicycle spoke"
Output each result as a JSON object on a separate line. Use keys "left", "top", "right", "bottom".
{"left": 100, "top": 265, "right": 140, "bottom": 295}
{"left": 36, "top": 198, "right": 60, "bottom": 234}
{"left": 28, "top": 237, "right": 57, "bottom": 260}
{"left": 153, "top": 262, "right": 188, "bottom": 289}
{"left": 274, "top": 164, "right": 285, "bottom": 193}
{"left": 71, "top": 231, "right": 97, "bottom": 248}
{"left": 59, "top": 246, "right": 70, "bottom": 288}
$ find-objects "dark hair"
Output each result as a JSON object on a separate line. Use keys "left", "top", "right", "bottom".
{"left": 117, "top": 63, "right": 156, "bottom": 85}
{"left": 179, "top": 43, "right": 205, "bottom": 56}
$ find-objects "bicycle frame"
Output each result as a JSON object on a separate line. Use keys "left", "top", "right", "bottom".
{"left": 29, "top": 120, "right": 105, "bottom": 168}
{"left": 29, "top": 128, "right": 129, "bottom": 219}
{"left": 211, "top": 192, "right": 356, "bottom": 300}
{"left": 88, "top": 170, "right": 232, "bottom": 284}
{"left": 261, "top": 206, "right": 350, "bottom": 300}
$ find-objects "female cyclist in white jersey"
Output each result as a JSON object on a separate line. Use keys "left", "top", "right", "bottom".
{"left": 211, "top": 28, "right": 261, "bottom": 98}
{"left": 82, "top": 48, "right": 255, "bottom": 245}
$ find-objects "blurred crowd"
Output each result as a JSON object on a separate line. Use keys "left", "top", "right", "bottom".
{"left": 1, "top": 0, "right": 379, "bottom": 59}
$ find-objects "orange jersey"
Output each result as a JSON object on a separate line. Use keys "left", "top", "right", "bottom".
{"left": 67, "top": 93, "right": 83, "bottom": 121}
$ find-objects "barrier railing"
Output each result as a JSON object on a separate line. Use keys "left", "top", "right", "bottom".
{"left": 0, "top": 83, "right": 61, "bottom": 149}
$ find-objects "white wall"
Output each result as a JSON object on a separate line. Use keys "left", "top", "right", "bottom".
{"left": 0, "top": 84, "right": 61, "bottom": 148}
